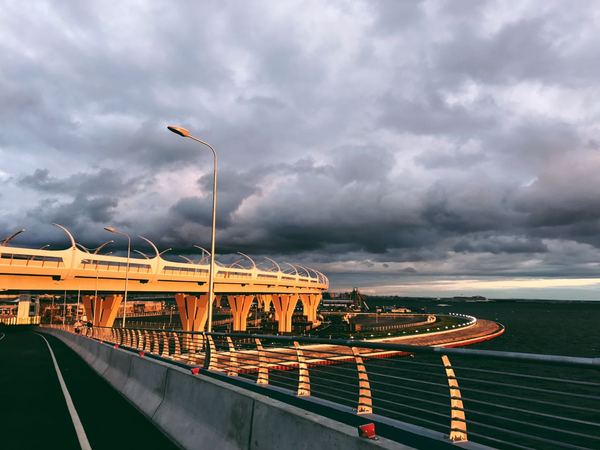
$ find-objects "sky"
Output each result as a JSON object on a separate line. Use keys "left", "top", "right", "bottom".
{"left": 1, "top": 1, "right": 600, "bottom": 299}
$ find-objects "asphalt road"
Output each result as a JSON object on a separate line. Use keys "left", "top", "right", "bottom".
{"left": 0, "top": 326, "right": 179, "bottom": 450}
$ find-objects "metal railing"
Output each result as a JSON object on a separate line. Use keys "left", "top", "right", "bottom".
{"left": 50, "top": 325, "right": 599, "bottom": 450}
{"left": 0, "top": 316, "right": 41, "bottom": 325}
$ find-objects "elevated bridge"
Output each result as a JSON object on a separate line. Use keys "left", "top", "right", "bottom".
{"left": 0, "top": 239, "right": 328, "bottom": 333}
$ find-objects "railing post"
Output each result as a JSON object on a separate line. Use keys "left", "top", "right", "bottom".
{"left": 143, "top": 330, "right": 151, "bottom": 352}
{"left": 150, "top": 331, "right": 158, "bottom": 354}
{"left": 125, "top": 329, "right": 132, "bottom": 347}
{"left": 132, "top": 329, "right": 138, "bottom": 348}
{"left": 441, "top": 355, "right": 468, "bottom": 442}
{"left": 203, "top": 334, "right": 217, "bottom": 371}
{"left": 255, "top": 338, "right": 269, "bottom": 385}
{"left": 160, "top": 331, "right": 169, "bottom": 357}
{"left": 193, "top": 332, "right": 203, "bottom": 353}
{"left": 351, "top": 347, "right": 372, "bottom": 414}
{"left": 133, "top": 329, "right": 140, "bottom": 349}
{"left": 294, "top": 341, "right": 310, "bottom": 397}
{"left": 226, "top": 336, "right": 238, "bottom": 376}
{"left": 171, "top": 331, "right": 181, "bottom": 357}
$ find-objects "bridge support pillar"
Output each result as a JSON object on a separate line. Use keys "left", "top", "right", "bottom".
{"left": 300, "top": 293, "right": 321, "bottom": 323}
{"left": 175, "top": 293, "right": 209, "bottom": 332}
{"left": 227, "top": 295, "right": 255, "bottom": 332}
{"left": 215, "top": 295, "right": 223, "bottom": 309}
{"left": 271, "top": 294, "right": 298, "bottom": 333}
{"left": 258, "top": 294, "right": 272, "bottom": 313}
{"left": 82, "top": 295, "right": 123, "bottom": 327}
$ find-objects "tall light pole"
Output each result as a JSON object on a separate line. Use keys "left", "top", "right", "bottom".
{"left": 104, "top": 226, "right": 131, "bottom": 328}
{"left": 63, "top": 289, "right": 67, "bottom": 326}
{"left": 167, "top": 125, "right": 218, "bottom": 332}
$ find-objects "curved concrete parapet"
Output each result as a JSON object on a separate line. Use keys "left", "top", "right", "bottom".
{"left": 123, "top": 356, "right": 168, "bottom": 418}
{"left": 42, "top": 328, "right": 410, "bottom": 450}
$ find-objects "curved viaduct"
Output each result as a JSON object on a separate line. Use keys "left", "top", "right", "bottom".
{"left": 0, "top": 242, "right": 328, "bottom": 334}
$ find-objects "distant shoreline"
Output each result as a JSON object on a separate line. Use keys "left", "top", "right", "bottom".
{"left": 351, "top": 295, "right": 600, "bottom": 304}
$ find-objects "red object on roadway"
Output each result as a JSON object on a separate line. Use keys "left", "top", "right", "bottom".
{"left": 139, "top": 351, "right": 145, "bottom": 357}
{"left": 358, "top": 423, "right": 376, "bottom": 439}
{"left": 114, "top": 344, "right": 119, "bottom": 349}
{"left": 191, "top": 367, "right": 200, "bottom": 375}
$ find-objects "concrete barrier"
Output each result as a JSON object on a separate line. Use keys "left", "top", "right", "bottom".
{"left": 122, "top": 355, "right": 169, "bottom": 418}
{"left": 42, "top": 329, "right": 410, "bottom": 450}
{"left": 89, "top": 342, "right": 112, "bottom": 375}
{"left": 78, "top": 336, "right": 97, "bottom": 366}
{"left": 104, "top": 346, "right": 132, "bottom": 391}
{"left": 250, "top": 397, "right": 402, "bottom": 450}
{"left": 154, "top": 367, "right": 254, "bottom": 450}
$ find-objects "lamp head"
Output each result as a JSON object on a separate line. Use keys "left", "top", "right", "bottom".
{"left": 104, "top": 226, "right": 117, "bottom": 233}
{"left": 167, "top": 125, "right": 191, "bottom": 138}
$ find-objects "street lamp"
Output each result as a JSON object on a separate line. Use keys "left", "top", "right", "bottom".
{"left": 178, "top": 255, "right": 195, "bottom": 264}
{"left": 133, "top": 249, "right": 150, "bottom": 259}
{"left": 194, "top": 245, "right": 211, "bottom": 264}
{"left": 0, "top": 228, "right": 25, "bottom": 246}
{"left": 168, "top": 125, "right": 218, "bottom": 332}
{"left": 77, "top": 240, "right": 114, "bottom": 255}
{"left": 104, "top": 226, "right": 131, "bottom": 328}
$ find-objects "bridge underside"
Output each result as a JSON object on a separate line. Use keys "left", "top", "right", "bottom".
{"left": 81, "top": 292, "right": 322, "bottom": 334}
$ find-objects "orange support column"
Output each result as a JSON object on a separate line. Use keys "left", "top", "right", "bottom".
{"left": 299, "top": 293, "right": 322, "bottom": 323}
{"left": 83, "top": 294, "right": 122, "bottom": 327}
{"left": 258, "top": 294, "right": 272, "bottom": 313}
{"left": 312, "top": 293, "right": 322, "bottom": 322}
{"left": 271, "top": 294, "right": 298, "bottom": 333}
{"left": 175, "top": 293, "right": 209, "bottom": 332}
{"left": 228, "top": 295, "right": 255, "bottom": 332}
{"left": 82, "top": 295, "right": 94, "bottom": 323}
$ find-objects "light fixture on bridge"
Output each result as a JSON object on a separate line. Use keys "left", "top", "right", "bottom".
{"left": 1, "top": 228, "right": 26, "bottom": 246}
{"left": 167, "top": 124, "right": 218, "bottom": 333}
{"left": 167, "top": 125, "right": 191, "bottom": 138}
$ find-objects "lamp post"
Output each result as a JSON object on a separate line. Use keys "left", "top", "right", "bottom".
{"left": 167, "top": 125, "right": 218, "bottom": 332}
{"left": 0, "top": 228, "right": 25, "bottom": 246}
{"left": 104, "top": 226, "right": 131, "bottom": 328}
{"left": 63, "top": 289, "right": 67, "bottom": 326}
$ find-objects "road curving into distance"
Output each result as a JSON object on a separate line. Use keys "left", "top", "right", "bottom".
{"left": 0, "top": 326, "right": 178, "bottom": 450}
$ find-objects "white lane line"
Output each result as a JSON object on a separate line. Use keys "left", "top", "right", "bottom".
{"left": 36, "top": 333, "right": 93, "bottom": 450}
{"left": 0, "top": 332, "right": 5, "bottom": 341}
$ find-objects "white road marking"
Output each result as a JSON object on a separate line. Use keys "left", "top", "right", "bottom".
{"left": 36, "top": 333, "right": 93, "bottom": 450}
{"left": 0, "top": 332, "right": 5, "bottom": 341}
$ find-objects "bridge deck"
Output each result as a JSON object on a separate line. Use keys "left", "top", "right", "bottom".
{"left": 0, "top": 327, "right": 178, "bottom": 450}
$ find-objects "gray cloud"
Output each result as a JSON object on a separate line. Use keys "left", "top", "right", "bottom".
{"left": 1, "top": 0, "right": 600, "bottom": 297}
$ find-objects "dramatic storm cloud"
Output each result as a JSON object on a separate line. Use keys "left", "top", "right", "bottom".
{"left": 2, "top": 0, "right": 600, "bottom": 298}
